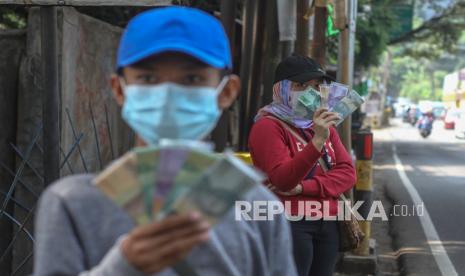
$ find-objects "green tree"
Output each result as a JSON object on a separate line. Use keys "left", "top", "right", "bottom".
{"left": 355, "top": 0, "right": 465, "bottom": 69}
{"left": 0, "top": 6, "right": 26, "bottom": 29}
{"left": 399, "top": 67, "right": 446, "bottom": 102}
{"left": 355, "top": 0, "right": 396, "bottom": 69}
{"left": 389, "top": 0, "right": 465, "bottom": 58}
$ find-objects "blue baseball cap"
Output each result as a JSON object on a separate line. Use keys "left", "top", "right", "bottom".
{"left": 117, "top": 6, "right": 232, "bottom": 71}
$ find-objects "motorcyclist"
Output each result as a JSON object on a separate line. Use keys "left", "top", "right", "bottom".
{"left": 417, "top": 110, "right": 434, "bottom": 137}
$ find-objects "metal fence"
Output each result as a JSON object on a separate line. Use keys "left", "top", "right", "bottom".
{"left": 0, "top": 102, "right": 130, "bottom": 275}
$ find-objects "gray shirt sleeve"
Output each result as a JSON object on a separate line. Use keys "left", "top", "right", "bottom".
{"left": 33, "top": 189, "right": 142, "bottom": 276}
{"left": 267, "top": 213, "right": 297, "bottom": 276}
{"left": 78, "top": 237, "right": 143, "bottom": 276}
{"left": 252, "top": 187, "right": 297, "bottom": 276}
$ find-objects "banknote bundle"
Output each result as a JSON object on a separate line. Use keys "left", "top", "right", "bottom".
{"left": 319, "top": 84, "right": 331, "bottom": 109}
{"left": 332, "top": 89, "right": 364, "bottom": 125}
{"left": 294, "top": 87, "right": 321, "bottom": 119}
{"left": 294, "top": 82, "right": 364, "bottom": 125}
{"left": 93, "top": 140, "right": 264, "bottom": 226}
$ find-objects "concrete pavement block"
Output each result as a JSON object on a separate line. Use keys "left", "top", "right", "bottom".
{"left": 336, "top": 239, "right": 378, "bottom": 275}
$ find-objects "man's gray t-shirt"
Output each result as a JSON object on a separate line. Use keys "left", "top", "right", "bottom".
{"left": 33, "top": 174, "right": 297, "bottom": 276}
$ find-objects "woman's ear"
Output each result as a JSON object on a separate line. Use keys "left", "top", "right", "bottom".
{"left": 218, "top": 74, "right": 240, "bottom": 109}
{"left": 110, "top": 74, "right": 125, "bottom": 106}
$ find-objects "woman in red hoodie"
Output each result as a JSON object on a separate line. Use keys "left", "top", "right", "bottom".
{"left": 249, "top": 55, "right": 356, "bottom": 276}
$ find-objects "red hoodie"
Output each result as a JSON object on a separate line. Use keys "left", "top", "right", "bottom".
{"left": 248, "top": 115, "right": 356, "bottom": 217}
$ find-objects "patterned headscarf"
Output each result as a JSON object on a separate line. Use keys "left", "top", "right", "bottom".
{"left": 255, "top": 80, "right": 313, "bottom": 129}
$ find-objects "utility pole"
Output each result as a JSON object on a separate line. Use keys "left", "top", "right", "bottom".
{"left": 312, "top": 0, "right": 327, "bottom": 66}
{"left": 380, "top": 50, "right": 392, "bottom": 126}
{"left": 337, "top": 0, "right": 357, "bottom": 151}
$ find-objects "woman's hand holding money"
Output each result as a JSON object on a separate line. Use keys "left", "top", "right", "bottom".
{"left": 311, "top": 108, "right": 341, "bottom": 151}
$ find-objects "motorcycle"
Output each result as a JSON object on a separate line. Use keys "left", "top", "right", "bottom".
{"left": 417, "top": 114, "right": 434, "bottom": 138}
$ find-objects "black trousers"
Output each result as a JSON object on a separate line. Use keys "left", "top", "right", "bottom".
{"left": 290, "top": 219, "right": 339, "bottom": 276}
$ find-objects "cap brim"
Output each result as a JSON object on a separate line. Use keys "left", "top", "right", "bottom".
{"left": 288, "top": 71, "right": 335, "bottom": 83}
{"left": 117, "top": 42, "right": 231, "bottom": 70}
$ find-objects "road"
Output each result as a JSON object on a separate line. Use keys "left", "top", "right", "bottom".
{"left": 373, "top": 118, "right": 465, "bottom": 276}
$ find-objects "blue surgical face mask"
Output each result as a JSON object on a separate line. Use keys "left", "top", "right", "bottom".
{"left": 121, "top": 77, "right": 229, "bottom": 145}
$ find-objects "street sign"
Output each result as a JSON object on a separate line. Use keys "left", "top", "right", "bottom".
{"left": 0, "top": 0, "right": 171, "bottom": 6}
{"left": 389, "top": 3, "right": 414, "bottom": 40}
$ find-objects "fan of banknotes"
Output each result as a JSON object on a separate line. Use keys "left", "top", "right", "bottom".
{"left": 294, "top": 82, "right": 365, "bottom": 125}
{"left": 93, "top": 140, "right": 264, "bottom": 226}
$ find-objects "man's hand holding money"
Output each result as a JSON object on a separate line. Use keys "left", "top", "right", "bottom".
{"left": 121, "top": 212, "right": 210, "bottom": 274}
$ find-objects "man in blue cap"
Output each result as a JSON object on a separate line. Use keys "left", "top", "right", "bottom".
{"left": 33, "top": 6, "right": 297, "bottom": 276}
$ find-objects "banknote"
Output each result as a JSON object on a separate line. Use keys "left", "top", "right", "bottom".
{"left": 94, "top": 151, "right": 151, "bottom": 225}
{"left": 328, "top": 82, "right": 349, "bottom": 109}
{"left": 171, "top": 152, "right": 264, "bottom": 225}
{"left": 295, "top": 88, "right": 321, "bottom": 119}
{"left": 332, "top": 90, "right": 364, "bottom": 125}
{"left": 159, "top": 139, "right": 214, "bottom": 151}
{"left": 133, "top": 146, "right": 161, "bottom": 221}
{"left": 152, "top": 147, "right": 189, "bottom": 217}
{"left": 94, "top": 141, "right": 264, "bottom": 226}
{"left": 319, "top": 84, "right": 330, "bottom": 109}
{"left": 157, "top": 148, "right": 220, "bottom": 220}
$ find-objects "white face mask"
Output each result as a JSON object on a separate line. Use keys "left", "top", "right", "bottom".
{"left": 290, "top": 83, "right": 317, "bottom": 110}
{"left": 290, "top": 91, "right": 306, "bottom": 110}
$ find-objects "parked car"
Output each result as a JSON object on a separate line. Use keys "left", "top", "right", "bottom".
{"left": 455, "top": 111, "right": 465, "bottom": 139}
{"left": 444, "top": 109, "right": 460, "bottom": 130}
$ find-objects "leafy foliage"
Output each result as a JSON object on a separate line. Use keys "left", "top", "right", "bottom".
{"left": 355, "top": 0, "right": 396, "bottom": 69}
{"left": 389, "top": 0, "right": 465, "bottom": 58}
{"left": 0, "top": 6, "right": 27, "bottom": 29}
{"left": 386, "top": 46, "right": 464, "bottom": 102}
{"left": 358, "top": 0, "right": 465, "bottom": 104}
{"left": 398, "top": 65, "right": 447, "bottom": 102}
{"left": 355, "top": 0, "right": 465, "bottom": 68}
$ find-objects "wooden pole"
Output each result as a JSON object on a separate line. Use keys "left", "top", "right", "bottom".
{"left": 247, "top": 0, "right": 268, "bottom": 144}
{"left": 261, "top": 0, "right": 282, "bottom": 105}
{"left": 41, "top": 6, "right": 60, "bottom": 185}
{"left": 311, "top": 0, "right": 327, "bottom": 66}
{"left": 238, "top": 0, "right": 259, "bottom": 150}
{"left": 211, "top": 0, "right": 237, "bottom": 151}
{"left": 295, "top": 0, "right": 310, "bottom": 56}
{"left": 0, "top": 0, "right": 171, "bottom": 6}
{"left": 337, "top": 0, "right": 357, "bottom": 152}
{"left": 0, "top": 30, "right": 24, "bottom": 276}
{"left": 237, "top": 0, "right": 269, "bottom": 151}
